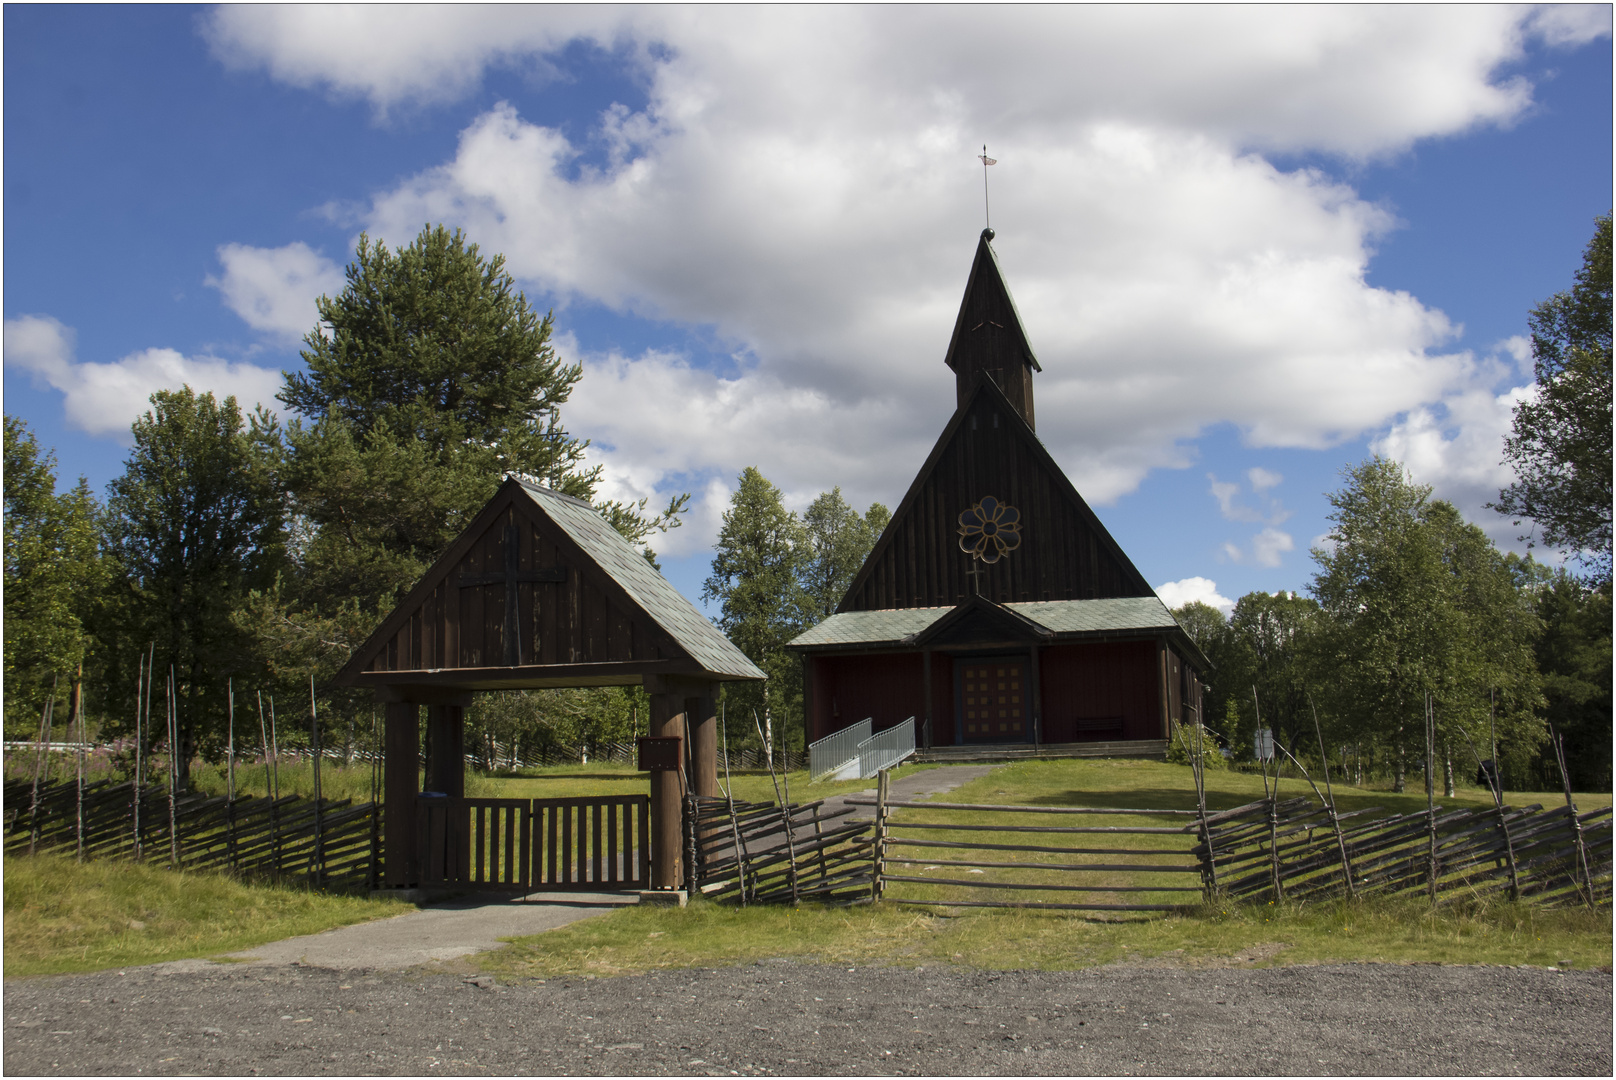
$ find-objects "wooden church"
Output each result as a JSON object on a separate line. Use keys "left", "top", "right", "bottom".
{"left": 788, "top": 229, "right": 1208, "bottom": 754}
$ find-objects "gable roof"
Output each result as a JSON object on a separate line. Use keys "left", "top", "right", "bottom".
{"left": 511, "top": 481, "right": 763, "bottom": 680}
{"left": 912, "top": 592, "right": 1054, "bottom": 647}
{"left": 837, "top": 373, "right": 1156, "bottom": 612}
{"left": 336, "top": 477, "right": 763, "bottom": 691}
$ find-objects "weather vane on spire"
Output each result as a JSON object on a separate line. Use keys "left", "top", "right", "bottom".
{"left": 978, "top": 144, "right": 997, "bottom": 233}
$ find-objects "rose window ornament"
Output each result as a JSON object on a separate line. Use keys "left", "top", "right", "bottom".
{"left": 957, "top": 496, "right": 1022, "bottom": 564}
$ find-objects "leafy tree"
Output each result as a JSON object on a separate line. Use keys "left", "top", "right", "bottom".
{"left": 3, "top": 417, "right": 105, "bottom": 736}
{"left": 101, "top": 388, "right": 285, "bottom": 786}
{"left": 703, "top": 468, "right": 809, "bottom": 751}
{"left": 1226, "top": 591, "right": 1322, "bottom": 762}
{"left": 1311, "top": 458, "right": 1543, "bottom": 791}
{"left": 1528, "top": 571, "right": 1611, "bottom": 792}
{"left": 1492, "top": 213, "right": 1612, "bottom": 585}
{"left": 800, "top": 487, "right": 890, "bottom": 620}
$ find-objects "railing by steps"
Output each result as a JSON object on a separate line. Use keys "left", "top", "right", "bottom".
{"left": 858, "top": 719, "right": 916, "bottom": 777}
{"left": 809, "top": 718, "right": 872, "bottom": 781}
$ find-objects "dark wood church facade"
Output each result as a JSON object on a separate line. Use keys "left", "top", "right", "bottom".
{"left": 789, "top": 229, "right": 1208, "bottom": 753}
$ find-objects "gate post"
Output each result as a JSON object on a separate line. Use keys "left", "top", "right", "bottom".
{"left": 646, "top": 679, "right": 688, "bottom": 890}
{"left": 382, "top": 700, "right": 419, "bottom": 888}
{"left": 686, "top": 688, "right": 719, "bottom": 800}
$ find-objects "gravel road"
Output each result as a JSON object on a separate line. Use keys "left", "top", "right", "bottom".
{"left": 5, "top": 959, "right": 1608, "bottom": 1076}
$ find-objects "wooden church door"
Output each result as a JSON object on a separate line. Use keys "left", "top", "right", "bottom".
{"left": 956, "top": 656, "right": 1030, "bottom": 744}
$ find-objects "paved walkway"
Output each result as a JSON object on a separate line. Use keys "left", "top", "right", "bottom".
{"left": 224, "top": 891, "right": 638, "bottom": 971}
{"left": 214, "top": 763, "right": 1003, "bottom": 973}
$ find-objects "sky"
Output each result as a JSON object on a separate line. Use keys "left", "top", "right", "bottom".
{"left": 5, "top": 5, "right": 1612, "bottom": 616}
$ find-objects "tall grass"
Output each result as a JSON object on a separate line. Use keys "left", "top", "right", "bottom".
{"left": 3, "top": 852, "right": 408, "bottom": 977}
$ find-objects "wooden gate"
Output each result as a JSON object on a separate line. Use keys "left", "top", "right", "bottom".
{"left": 415, "top": 794, "right": 651, "bottom": 892}
{"left": 532, "top": 795, "right": 651, "bottom": 891}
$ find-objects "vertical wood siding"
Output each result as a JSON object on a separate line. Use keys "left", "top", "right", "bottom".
{"left": 366, "top": 504, "right": 671, "bottom": 673}
{"left": 844, "top": 391, "right": 1148, "bottom": 611}
{"left": 1036, "top": 641, "right": 1162, "bottom": 742}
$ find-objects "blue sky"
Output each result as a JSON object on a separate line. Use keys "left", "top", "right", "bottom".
{"left": 5, "top": 6, "right": 1611, "bottom": 614}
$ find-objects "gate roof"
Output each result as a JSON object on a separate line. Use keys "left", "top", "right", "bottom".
{"left": 336, "top": 477, "right": 764, "bottom": 695}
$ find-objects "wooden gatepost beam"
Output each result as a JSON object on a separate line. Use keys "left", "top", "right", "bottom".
{"left": 644, "top": 675, "right": 719, "bottom": 895}
{"left": 378, "top": 686, "right": 472, "bottom": 890}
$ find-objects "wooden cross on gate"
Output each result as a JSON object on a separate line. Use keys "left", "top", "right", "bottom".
{"left": 458, "top": 521, "right": 566, "bottom": 666}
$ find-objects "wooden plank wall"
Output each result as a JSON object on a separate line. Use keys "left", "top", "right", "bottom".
{"left": 811, "top": 653, "right": 926, "bottom": 744}
{"left": 844, "top": 392, "right": 1147, "bottom": 611}
{"left": 371, "top": 505, "right": 667, "bottom": 673}
{"left": 1036, "top": 641, "right": 1160, "bottom": 743}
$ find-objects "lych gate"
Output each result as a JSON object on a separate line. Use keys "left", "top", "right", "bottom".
{"left": 334, "top": 477, "right": 764, "bottom": 894}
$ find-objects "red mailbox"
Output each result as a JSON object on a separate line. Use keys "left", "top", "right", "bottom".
{"left": 637, "top": 735, "right": 683, "bottom": 772}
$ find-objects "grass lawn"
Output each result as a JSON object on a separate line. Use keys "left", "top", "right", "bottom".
{"left": 465, "top": 759, "right": 938, "bottom": 804}
{"left": 3, "top": 853, "right": 410, "bottom": 978}
{"left": 478, "top": 757, "right": 1612, "bottom": 981}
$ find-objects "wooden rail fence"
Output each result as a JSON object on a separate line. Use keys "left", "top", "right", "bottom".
{"left": 1199, "top": 795, "right": 1612, "bottom": 906}
{"left": 4, "top": 778, "right": 378, "bottom": 892}
{"left": 686, "top": 793, "right": 876, "bottom": 905}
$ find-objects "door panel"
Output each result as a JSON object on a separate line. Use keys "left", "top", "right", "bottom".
{"left": 957, "top": 657, "right": 1029, "bottom": 743}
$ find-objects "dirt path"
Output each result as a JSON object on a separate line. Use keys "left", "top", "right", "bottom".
{"left": 5, "top": 959, "right": 1607, "bottom": 1075}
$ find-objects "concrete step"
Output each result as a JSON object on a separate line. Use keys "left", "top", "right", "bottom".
{"left": 913, "top": 739, "right": 1170, "bottom": 764}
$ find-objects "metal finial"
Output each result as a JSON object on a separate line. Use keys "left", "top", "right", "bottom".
{"left": 977, "top": 144, "right": 998, "bottom": 232}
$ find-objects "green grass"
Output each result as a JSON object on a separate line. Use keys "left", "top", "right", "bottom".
{"left": 477, "top": 892, "right": 1612, "bottom": 980}
{"left": 3, "top": 852, "right": 410, "bottom": 977}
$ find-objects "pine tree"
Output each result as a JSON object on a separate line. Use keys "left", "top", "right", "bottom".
{"left": 259, "top": 225, "right": 684, "bottom": 711}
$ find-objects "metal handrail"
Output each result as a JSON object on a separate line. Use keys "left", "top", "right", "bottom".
{"left": 809, "top": 718, "right": 873, "bottom": 781}
{"left": 857, "top": 718, "right": 916, "bottom": 779}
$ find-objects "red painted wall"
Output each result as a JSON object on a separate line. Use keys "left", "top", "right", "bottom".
{"left": 809, "top": 640, "right": 1165, "bottom": 747}
{"left": 1036, "top": 640, "right": 1162, "bottom": 742}
{"left": 812, "top": 653, "right": 927, "bottom": 743}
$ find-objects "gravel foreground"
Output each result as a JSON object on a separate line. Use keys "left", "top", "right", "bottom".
{"left": 4, "top": 960, "right": 1609, "bottom": 1076}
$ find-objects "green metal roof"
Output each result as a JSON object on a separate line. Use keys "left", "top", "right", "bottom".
{"left": 1009, "top": 597, "right": 1178, "bottom": 634}
{"left": 516, "top": 481, "right": 765, "bottom": 681}
{"left": 789, "top": 596, "right": 1177, "bottom": 649}
{"left": 789, "top": 606, "right": 954, "bottom": 648}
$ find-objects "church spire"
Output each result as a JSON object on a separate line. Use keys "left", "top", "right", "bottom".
{"left": 943, "top": 229, "right": 1041, "bottom": 429}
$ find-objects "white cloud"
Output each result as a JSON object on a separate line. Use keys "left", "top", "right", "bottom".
{"left": 1250, "top": 527, "right": 1298, "bottom": 568}
{"left": 1526, "top": 4, "right": 1614, "bottom": 48}
{"left": 1155, "top": 577, "right": 1234, "bottom": 614}
{"left": 200, "top": 8, "right": 1593, "bottom": 549}
{"left": 1371, "top": 376, "right": 1532, "bottom": 546}
{"left": 207, "top": 242, "right": 346, "bottom": 340}
{"left": 206, "top": 7, "right": 1555, "bottom": 156}
{"left": 1209, "top": 476, "right": 1246, "bottom": 520}
{"left": 1247, "top": 467, "right": 1283, "bottom": 492}
{"left": 4, "top": 315, "right": 283, "bottom": 441}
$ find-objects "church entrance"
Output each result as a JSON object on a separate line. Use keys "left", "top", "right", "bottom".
{"left": 955, "top": 655, "right": 1031, "bottom": 744}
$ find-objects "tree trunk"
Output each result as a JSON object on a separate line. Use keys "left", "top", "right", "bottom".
{"left": 1394, "top": 744, "right": 1406, "bottom": 794}
{"left": 1443, "top": 745, "right": 1454, "bottom": 798}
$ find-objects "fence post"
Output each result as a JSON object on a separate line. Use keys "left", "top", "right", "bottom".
{"left": 872, "top": 768, "right": 889, "bottom": 902}
{"left": 1550, "top": 725, "right": 1594, "bottom": 905}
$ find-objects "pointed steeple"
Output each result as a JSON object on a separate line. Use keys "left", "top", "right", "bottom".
{"left": 943, "top": 228, "right": 1042, "bottom": 429}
